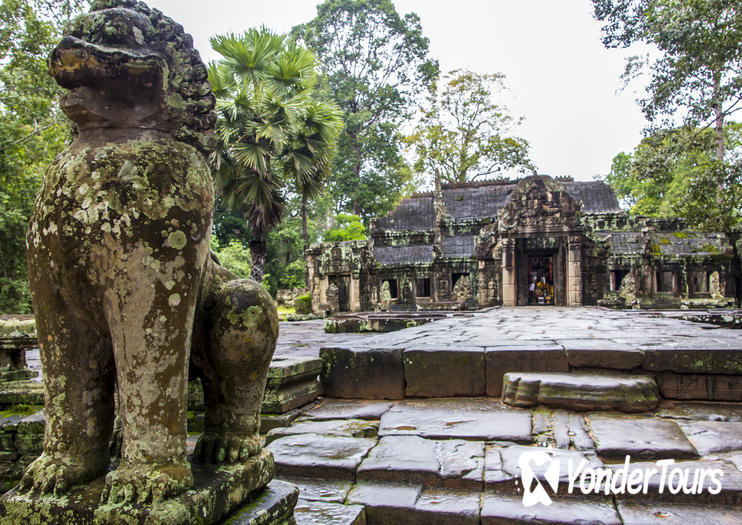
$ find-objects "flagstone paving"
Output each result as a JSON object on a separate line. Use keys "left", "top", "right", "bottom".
{"left": 267, "top": 396, "right": 742, "bottom": 524}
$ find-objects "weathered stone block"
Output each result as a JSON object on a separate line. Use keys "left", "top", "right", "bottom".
{"left": 485, "top": 344, "right": 569, "bottom": 397}
{"left": 378, "top": 398, "right": 532, "bottom": 443}
{"left": 677, "top": 420, "right": 742, "bottom": 456}
{"left": 265, "top": 418, "right": 377, "bottom": 446}
{"left": 16, "top": 410, "right": 44, "bottom": 435}
{"left": 618, "top": 500, "right": 742, "bottom": 524}
{"left": 303, "top": 400, "right": 393, "bottom": 421}
{"left": 320, "top": 347, "right": 405, "bottom": 399}
{"left": 556, "top": 339, "right": 643, "bottom": 370}
{"left": 260, "top": 409, "right": 303, "bottom": 434}
{"left": 481, "top": 493, "right": 621, "bottom": 525}
{"left": 346, "top": 482, "right": 421, "bottom": 524}
{"left": 223, "top": 479, "right": 298, "bottom": 525}
{"left": 267, "top": 433, "right": 376, "bottom": 480}
{"left": 642, "top": 347, "right": 742, "bottom": 375}
{"left": 0, "top": 381, "right": 43, "bottom": 408}
{"left": 13, "top": 432, "right": 42, "bottom": 456}
{"left": 588, "top": 414, "right": 698, "bottom": 460}
{"left": 277, "top": 476, "right": 353, "bottom": 504}
{"left": 502, "top": 372, "right": 659, "bottom": 412}
{"left": 403, "top": 347, "right": 485, "bottom": 397}
{"left": 266, "top": 356, "right": 322, "bottom": 388}
{"left": 657, "top": 372, "right": 742, "bottom": 401}
{"left": 293, "top": 499, "right": 366, "bottom": 525}
{"left": 610, "top": 459, "right": 742, "bottom": 505}
{"left": 262, "top": 378, "right": 323, "bottom": 414}
{"left": 357, "top": 435, "right": 484, "bottom": 490}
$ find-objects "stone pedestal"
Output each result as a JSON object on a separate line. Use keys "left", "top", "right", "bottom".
{"left": 0, "top": 450, "right": 296, "bottom": 524}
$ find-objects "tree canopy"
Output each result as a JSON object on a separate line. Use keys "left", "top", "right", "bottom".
{"left": 208, "top": 28, "right": 343, "bottom": 282}
{"left": 605, "top": 123, "right": 742, "bottom": 230}
{"left": 293, "top": 0, "right": 438, "bottom": 222}
{"left": 405, "top": 69, "right": 536, "bottom": 184}
{"left": 592, "top": 0, "right": 742, "bottom": 161}
{"left": 0, "top": 0, "right": 87, "bottom": 313}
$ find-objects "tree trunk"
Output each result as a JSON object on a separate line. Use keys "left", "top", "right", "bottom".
{"left": 302, "top": 196, "right": 309, "bottom": 288}
{"left": 249, "top": 239, "right": 267, "bottom": 284}
{"left": 713, "top": 69, "right": 724, "bottom": 163}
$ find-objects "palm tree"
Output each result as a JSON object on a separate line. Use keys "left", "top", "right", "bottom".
{"left": 209, "top": 28, "right": 343, "bottom": 282}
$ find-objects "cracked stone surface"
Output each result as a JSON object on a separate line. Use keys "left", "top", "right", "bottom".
{"left": 481, "top": 493, "right": 622, "bottom": 524}
{"left": 266, "top": 433, "right": 376, "bottom": 480}
{"left": 357, "top": 435, "right": 484, "bottom": 489}
{"left": 676, "top": 420, "right": 742, "bottom": 456}
{"left": 588, "top": 414, "right": 699, "bottom": 460}
{"left": 378, "top": 398, "right": 532, "bottom": 442}
{"left": 264, "top": 418, "right": 378, "bottom": 445}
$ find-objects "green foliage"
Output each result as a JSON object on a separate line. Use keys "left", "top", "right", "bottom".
{"left": 294, "top": 294, "right": 311, "bottom": 315}
{"left": 294, "top": 0, "right": 439, "bottom": 222}
{"left": 405, "top": 69, "right": 536, "bottom": 183}
{"left": 279, "top": 259, "right": 307, "bottom": 290}
{"left": 605, "top": 124, "right": 742, "bottom": 230}
{"left": 323, "top": 213, "right": 366, "bottom": 242}
{"left": 0, "top": 0, "right": 88, "bottom": 313}
{"left": 209, "top": 237, "right": 251, "bottom": 279}
{"left": 209, "top": 27, "right": 343, "bottom": 282}
{"left": 593, "top": 0, "right": 742, "bottom": 160}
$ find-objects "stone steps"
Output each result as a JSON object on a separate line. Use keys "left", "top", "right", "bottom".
{"left": 502, "top": 371, "right": 660, "bottom": 412}
{"left": 265, "top": 397, "right": 742, "bottom": 523}
{"left": 320, "top": 342, "right": 742, "bottom": 402}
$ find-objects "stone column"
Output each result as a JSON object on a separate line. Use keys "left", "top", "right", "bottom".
{"left": 502, "top": 238, "right": 516, "bottom": 306}
{"left": 567, "top": 236, "right": 583, "bottom": 306}
{"left": 350, "top": 276, "right": 361, "bottom": 312}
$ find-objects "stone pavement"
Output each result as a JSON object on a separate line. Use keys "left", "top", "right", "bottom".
{"left": 267, "top": 307, "right": 742, "bottom": 523}
{"left": 267, "top": 397, "right": 742, "bottom": 524}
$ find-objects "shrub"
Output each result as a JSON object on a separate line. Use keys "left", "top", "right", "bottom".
{"left": 295, "top": 294, "right": 311, "bottom": 314}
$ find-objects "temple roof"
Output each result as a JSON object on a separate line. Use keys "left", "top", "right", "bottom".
{"left": 373, "top": 177, "right": 621, "bottom": 232}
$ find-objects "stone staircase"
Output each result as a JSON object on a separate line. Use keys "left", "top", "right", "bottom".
{"left": 266, "top": 397, "right": 742, "bottom": 524}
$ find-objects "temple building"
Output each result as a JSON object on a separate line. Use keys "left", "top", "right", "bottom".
{"left": 306, "top": 175, "right": 740, "bottom": 314}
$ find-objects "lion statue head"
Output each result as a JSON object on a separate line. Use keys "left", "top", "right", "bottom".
{"left": 49, "top": 0, "right": 216, "bottom": 153}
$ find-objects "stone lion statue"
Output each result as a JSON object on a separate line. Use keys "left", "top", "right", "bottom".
{"left": 21, "top": 0, "right": 277, "bottom": 504}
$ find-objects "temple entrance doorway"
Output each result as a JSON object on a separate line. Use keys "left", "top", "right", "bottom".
{"left": 527, "top": 252, "right": 555, "bottom": 305}
{"left": 329, "top": 275, "right": 351, "bottom": 312}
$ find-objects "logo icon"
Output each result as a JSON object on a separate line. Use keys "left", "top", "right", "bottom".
{"left": 519, "top": 449, "right": 560, "bottom": 507}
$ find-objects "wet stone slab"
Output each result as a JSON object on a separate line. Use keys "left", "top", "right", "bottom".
{"left": 264, "top": 418, "right": 378, "bottom": 445}
{"left": 609, "top": 459, "right": 742, "bottom": 505}
{"left": 656, "top": 402, "right": 742, "bottom": 422}
{"left": 588, "top": 414, "right": 699, "bottom": 460}
{"left": 319, "top": 347, "right": 404, "bottom": 399}
{"left": 293, "top": 499, "right": 366, "bottom": 525}
{"left": 480, "top": 493, "right": 622, "bottom": 525}
{"left": 676, "top": 420, "right": 742, "bottom": 456}
{"left": 656, "top": 372, "right": 742, "bottom": 402}
{"left": 485, "top": 445, "right": 603, "bottom": 494}
{"left": 378, "top": 398, "right": 532, "bottom": 443}
{"left": 556, "top": 339, "right": 644, "bottom": 370}
{"left": 617, "top": 501, "right": 742, "bottom": 525}
{"left": 502, "top": 372, "right": 660, "bottom": 413}
{"left": 357, "top": 435, "right": 484, "bottom": 489}
{"left": 403, "top": 347, "right": 485, "bottom": 397}
{"left": 347, "top": 482, "right": 421, "bottom": 524}
{"left": 267, "top": 433, "right": 377, "bottom": 480}
{"left": 485, "top": 343, "right": 569, "bottom": 397}
{"left": 303, "top": 399, "right": 394, "bottom": 421}
{"left": 276, "top": 476, "right": 353, "bottom": 504}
